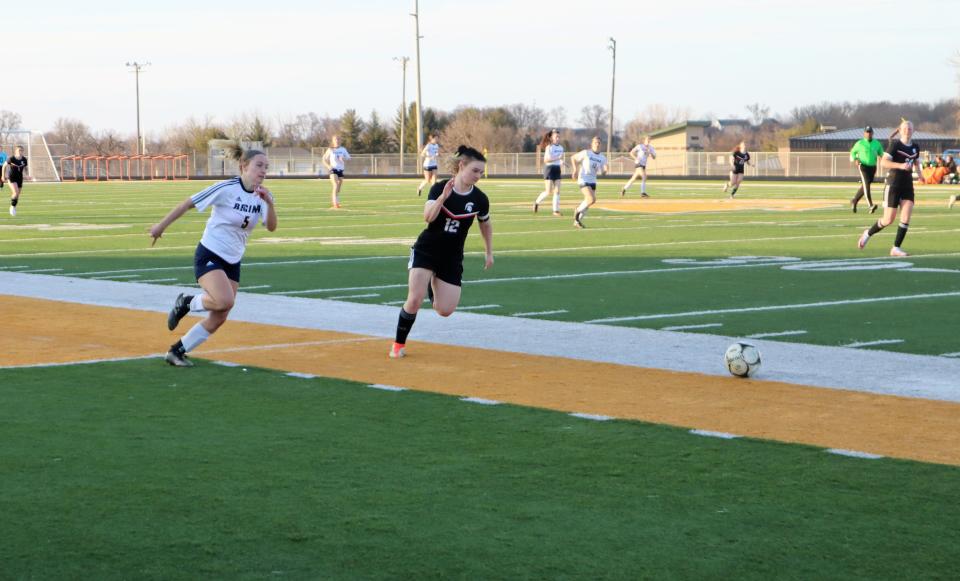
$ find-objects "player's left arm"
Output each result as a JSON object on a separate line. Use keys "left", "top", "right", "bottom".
{"left": 649, "top": 146, "right": 656, "bottom": 160}
{"left": 478, "top": 215, "right": 493, "bottom": 270}
{"left": 257, "top": 186, "right": 278, "bottom": 232}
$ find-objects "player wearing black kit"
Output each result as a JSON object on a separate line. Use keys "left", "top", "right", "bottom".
{"left": 391, "top": 145, "right": 494, "bottom": 359}
{"left": 6, "top": 146, "right": 28, "bottom": 217}
{"left": 858, "top": 120, "right": 921, "bottom": 257}
{"left": 723, "top": 141, "right": 750, "bottom": 198}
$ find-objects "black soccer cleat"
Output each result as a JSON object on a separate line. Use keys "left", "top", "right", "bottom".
{"left": 869, "top": 204, "right": 879, "bottom": 214}
{"left": 167, "top": 293, "right": 193, "bottom": 331}
{"left": 165, "top": 341, "right": 193, "bottom": 367}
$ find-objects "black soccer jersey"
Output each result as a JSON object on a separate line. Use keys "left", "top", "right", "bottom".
{"left": 5, "top": 156, "right": 27, "bottom": 180}
{"left": 884, "top": 139, "right": 920, "bottom": 190}
{"left": 413, "top": 179, "right": 490, "bottom": 258}
{"left": 732, "top": 150, "right": 750, "bottom": 171}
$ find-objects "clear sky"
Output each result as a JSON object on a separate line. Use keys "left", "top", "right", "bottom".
{"left": 8, "top": 0, "right": 959, "bottom": 136}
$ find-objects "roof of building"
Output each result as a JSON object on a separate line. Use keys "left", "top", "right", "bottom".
{"left": 791, "top": 127, "right": 957, "bottom": 142}
{"left": 649, "top": 121, "right": 711, "bottom": 138}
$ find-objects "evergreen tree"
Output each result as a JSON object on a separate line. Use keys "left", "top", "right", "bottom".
{"left": 363, "top": 111, "right": 390, "bottom": 153}
{"left": 339, "top": 109, "right": 366, "bottom": 152}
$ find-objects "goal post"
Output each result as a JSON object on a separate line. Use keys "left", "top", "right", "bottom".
{"left": 0, "top": 130, "right": 60, "bottom": 182}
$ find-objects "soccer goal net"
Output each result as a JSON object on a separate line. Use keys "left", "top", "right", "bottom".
{"left": 0, "top": 130, "right": 60, "bottom": 182}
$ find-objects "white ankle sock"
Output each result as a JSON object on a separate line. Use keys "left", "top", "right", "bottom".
{"left": 181, "top": 322, "right": 211, "bottom": 352}
{"left": 189, "top": 294, "right": 207, "bottom": 312}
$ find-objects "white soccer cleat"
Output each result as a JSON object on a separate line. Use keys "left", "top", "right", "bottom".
{"left": 8, "top": 206, "right": 15, "bottom": 217}
{"left": 890, "top": 246, "right": 909, "bottom": 257}
{"left": 949, "top": 195, "right": 957, "bottom": 210}
{"left": 389, "top": 342, "right": 406, "bottom": 359}
{"left": 857, "top": 229, "right": 870, "bottom": 250}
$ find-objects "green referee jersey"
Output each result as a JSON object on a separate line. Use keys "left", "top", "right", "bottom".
{"left": 850, "top": 138, "right": 885, "bottom": 166}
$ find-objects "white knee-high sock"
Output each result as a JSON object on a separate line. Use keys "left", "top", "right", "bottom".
{"left": 189, "top": 294, "right": 208, "bottom": 312}
{"left": 576, "top": 201, "right": 589, "bottom": 215}
{"left": 181, "top": 322, "right": 211, "bottom": 352}
{"left": 641, "top": 174, "right": 647, "bottom": 193}
{"left": 552, "top": 193, "right": 561, "bottom": 213}
{"left": 535, "top": 191, "right": 549, "bottom": 204}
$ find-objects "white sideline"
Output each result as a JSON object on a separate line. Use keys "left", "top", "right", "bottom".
{"left": 2, "top": 272, "right": 960, "bottom": 403}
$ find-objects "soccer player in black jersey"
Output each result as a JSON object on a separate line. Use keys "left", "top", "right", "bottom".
{"left": 6, "top": 146, "right": 31, "bottom": 217}
{"left": 722, "top": 141, "right": 751, "bottom": 198}
{"left": 390, "top": 145, "right": 494, "bottom": 359}
{"left": 858, "top": 120, "right": 921, "bottom": 257}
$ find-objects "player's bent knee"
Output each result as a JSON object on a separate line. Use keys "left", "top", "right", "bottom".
{"left": 434, "top": 305, "right": 455, "bottom": 317}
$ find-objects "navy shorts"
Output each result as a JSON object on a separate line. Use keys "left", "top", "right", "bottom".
{"left": 579, "top": 182, "right": 597, "bottom": 192}
{"left": 543, "top": 165, "right": 562, "bottom": 181}
{"left": 194, "top": 243, "right": 241, "bottom": 283}
{"left": 635, "top": 163, "right": 646, "bottom": 170}
{"left": 330, "top": 169, "right": 344, "bottom": 178}
{"left": 424, "top": 165, "right": 438, "bottom": 172}
{"left": 408, "top": 247, "right": 463, "bottom": 287}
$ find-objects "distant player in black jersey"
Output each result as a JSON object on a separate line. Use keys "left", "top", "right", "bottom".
{"left": 722, "top": 141, "right": 751, "bottom": 198}
{"left": 5, "top": 146, "right": 31, "bottom": 217}
{"left": 858, "top": 119, "right": 921, "bottom": 257}
{"left": 390, "top": 145, "right": 494, "bottom": 359}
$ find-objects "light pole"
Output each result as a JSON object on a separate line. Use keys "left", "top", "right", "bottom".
{"left": 394, "top": 56, "right": 410, "bottom": 175}
{"left": 607, "top": 38, "right": 616, "bottom": 159}
{"left": 125, "top": 61, "right": 150, "bottom": 155}
{"left": 411, "top": 0, "right": 424, "bottom": 157}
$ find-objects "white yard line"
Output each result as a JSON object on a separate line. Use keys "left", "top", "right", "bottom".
{"left": 4, "top": 272, "right": 960, "bottom": 403}
{"left": 455, "top": 304, "right": 501, "bottom": 311}
{"left": 0, "top": 354, "right": 161, "bottom": 370}
{"left": 661, "top": 323, "right": 723, "bottom": 331}
{"left": 690, "top": 429, "right": 740, "bottom": 440}
{"left": 368, "top": 384, "right": 408, "bottom": 392}
{"left": 940, "top": 352, "right": 960, "bottom": 358}
{"left": 586, "top": 292, "right": 960, "bottom": 324}
{"left": 240, "top": 285, "right": 272, "bottom": 290}
{"left": 746, "top": 330, "right": 808, "bottom": 339}
{"left": 137, "top": 278, "right": 179, "bottom": 283}
{"left": 510, "top": 309, "right": 568, "bottom": 317}
{"left": 570, "top": 413, "right": 614, "bottom": 421}
{"left": 327, "top": 293, "right": 381, "bottom": 300}
{"left": 460, "top": 397, "right": 501, "bottom": 405}
{"left": 825, "top": 449, "right": 884, "bottom": 460}
{"left": 843, "top": 339, "right": 904, "bottom": 349}
{"left": 196, "top": 337, "right": 381, "bottom": 355}
{"left": 88, "top": 274, "right": 141, "bottom": 280}
{"left": 17, "top": 268, "right": 63, "bottom": 273}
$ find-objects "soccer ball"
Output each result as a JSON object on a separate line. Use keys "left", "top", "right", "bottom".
{"left": 724, "top": 342, "right": 762, "bottom": 377}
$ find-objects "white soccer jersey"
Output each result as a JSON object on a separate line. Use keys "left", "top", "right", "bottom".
{"left": 577, "top": 150, "right": 607, "bottom": 184}
{"left": 423, "top": 143, "right": 440, "bottom": 168}
{"left": 631, "top": 144, "right": 656, "bottom": 166}
{"left": 328, "top": 146, "right": 351, "bottom": 171}
{"left": 191, "top": 177, "right": 267, "bottom": 264}
{"left": 544, "top": 144, "right": 564, "bottom": 166}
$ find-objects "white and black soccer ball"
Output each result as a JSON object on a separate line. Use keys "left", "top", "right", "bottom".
{"left": 724, "top": 342, "right": 762, "bottom": 378}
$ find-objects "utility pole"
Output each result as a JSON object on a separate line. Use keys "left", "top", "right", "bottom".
{"left": 607, "top": 38, "right": 616, "bottom": 159}
{"left": 411, "top": 0, "right": 424, "bottom": 159}
{"left": 394, "top": 56, "right": 410, "bottom": 175}
{"left": 125, "top": 61, "right": 150, "bottom": 155}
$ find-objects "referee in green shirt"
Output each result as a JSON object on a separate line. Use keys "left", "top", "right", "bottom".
{"left": 849, "top": 126, "right": 885, "bottom": 213}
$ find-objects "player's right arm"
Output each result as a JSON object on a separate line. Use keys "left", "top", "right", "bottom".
{"left": 322, "top": 148, "right": 332, "bottom": 170}
{"left": 571, "top": 150, "right": 584, "bottom": 180}
{"left": 148, "top": 197, "right": 195, "bottom": 246}
{"left": 423, "top": 179, "right": 455, "bottom": 223}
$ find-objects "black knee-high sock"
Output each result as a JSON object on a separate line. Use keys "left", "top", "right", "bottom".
{"left": 395, "top": 308, "right": 417, "bottom": 345}
{"left": 867, "top": 220, "right": 885, "bottom": 236}
{"left": 10, "top": 198, "right": 17, "bottom": 207}
{"left": 894, "top": 222, "right": 909, "bottom": 247}
{"left": 730, "top": 186, "right": 738, "bottom": 196}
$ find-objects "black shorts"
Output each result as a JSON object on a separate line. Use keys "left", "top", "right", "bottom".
{"left": 543, "top": 165, "right": 562, "bottom": 181}
{"left": 579, "top": 182, "right": 597, "bottom": 192}
{"left": 635, "top": 163, "right": 647, "bottom": 170}
{"left": 408, "top": 247, "right": 463, "bottom": 287}
{"left": 731, "top": 167, "right": 745, "bottom": 175}
{"left": 330, "top": 169, "right": 344, "bottom": 178}
{"left": 194, "top": 243, "right": 241, "bottom": 283}
{"left": 424, "top": 165, "right": 438, "bottom": 172}
{"left": 7, "top": 177, "right": 23, "bottom": 188}
{"left": 883, "top": 183, "right": 915, "bottom": 208}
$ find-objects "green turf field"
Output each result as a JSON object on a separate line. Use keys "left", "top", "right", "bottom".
{"left": 2, "top": 360, "right": 959, "bottom": 579}
{"left": 3, "top": 178, "right": 960, "bottom": 355}
{"left": 4, "top": 178, "right": 960, "bottom": 578}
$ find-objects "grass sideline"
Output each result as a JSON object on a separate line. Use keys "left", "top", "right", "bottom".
{"left": 2, "top": 359, "right": 960, "bottom": 579}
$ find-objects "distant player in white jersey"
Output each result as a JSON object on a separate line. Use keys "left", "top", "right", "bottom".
{"left": 533, "top": 129, "right": 564, "bottom": 216}
{"left": 570, "top": 136, "right": 608, "bottom": 229}
{"left": 620, "top": 136, "right": 656, "bottom": 198}
{"left": 322, "top": 135, "right": 350, "bottom": 208}
{"left": 417, "top": 134, "right": 441, "bottom": 196}
{"left": 149, "top": 146, "right": 278, "bottom": 367}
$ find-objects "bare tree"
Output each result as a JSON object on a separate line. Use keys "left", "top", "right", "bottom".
{"left": 441, "top": 108, "right": 519, "bottom": 153}
{"left": 0, "top": 110, "right": 22, "bottom": 143}
{"left": 92, "top": 130, "right": 127, "bottom": 155}
{"left": 548, "top": 106, "right": 567, "bottom": 129}
{"left": 577, "top": 105, "right": 608, "bottom": 132}
{"left": 745, "top": 103, "right": 772, "bottom": 126}
{"left": 49, "top": 118, "right": 93, "bottom": 154}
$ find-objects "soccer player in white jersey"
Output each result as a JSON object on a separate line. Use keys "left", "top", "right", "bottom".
{"left": 417, "top": 134, "right": 440, "bottom": 196}
{"left": 534, "top": 129, "right": 564, "bottom": 216}
{"left": 149, "top": 146, "right": 278, "bottom": 367}
{"left": 570, "top": 136, "right": 608, "bottom": 229}
{"left": 322, "top": 135, "right": 350, "bottom": 208}
{"left": 620, "top": 136, "right": 656, "bottom": 198}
